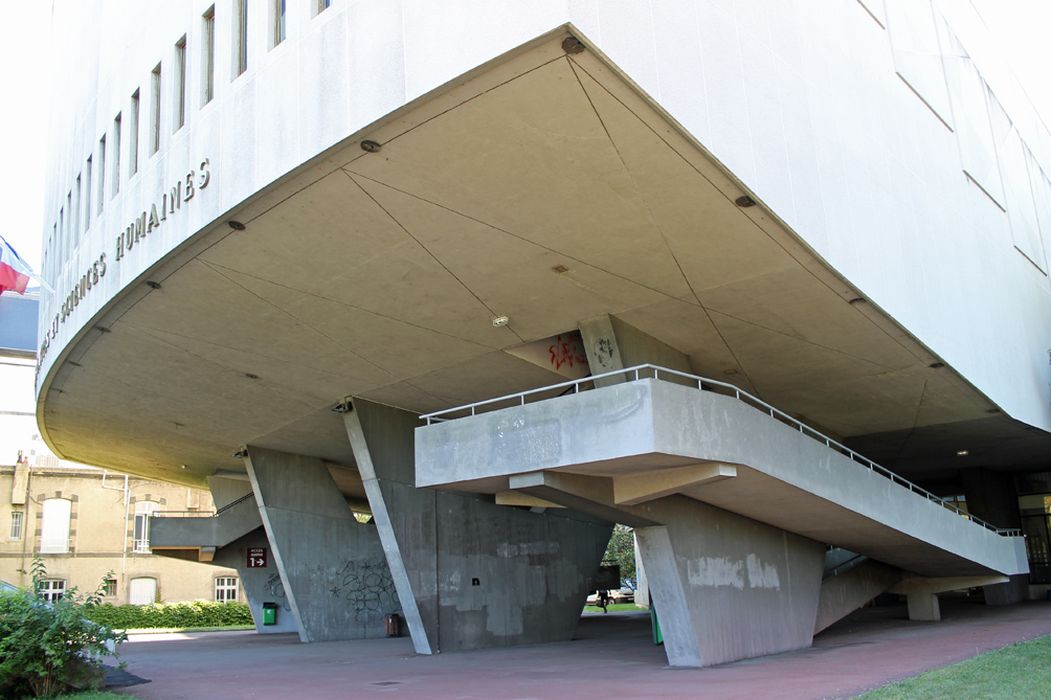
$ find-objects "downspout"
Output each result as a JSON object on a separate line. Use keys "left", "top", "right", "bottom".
{"left": 101, "top": 471, "right": 130, "bottom": 577}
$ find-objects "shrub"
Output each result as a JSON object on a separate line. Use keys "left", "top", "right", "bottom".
{"left": 84, "top": 600, "right": 253, "bottom": 629}
{"left": 0, "top": 560, "right": 125, "bottom": 698}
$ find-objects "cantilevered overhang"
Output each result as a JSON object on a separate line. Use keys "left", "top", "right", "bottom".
{"left": 36, "top": 28, "right": 1049, "bottom": 490}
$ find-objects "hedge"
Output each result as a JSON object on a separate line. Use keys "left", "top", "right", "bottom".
{"left": 83, "top": 601, "right": 252, "bottom": 629}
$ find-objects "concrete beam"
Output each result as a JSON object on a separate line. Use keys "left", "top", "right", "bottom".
{"left": 614, "top": 463, "right": 736, "bottom": 505}
{"left": 509, "top": 471, "right": 657, "bottom": 527}
{"left": 891, "top": 575, "right": 1009, "bottom": 623}
{"left": 494, "top": 491, "right": 565, "bottom": 508}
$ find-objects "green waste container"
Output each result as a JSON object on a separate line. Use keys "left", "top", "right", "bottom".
{"left": 262, "top": 602, "right": 278, "bottom": 626}
{"left": 650, "top": 603, "right": 662, "bottom": 646}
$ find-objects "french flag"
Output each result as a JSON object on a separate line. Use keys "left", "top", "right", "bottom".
{"left": 0, "top": 235, "right": 32, "bottom": 296}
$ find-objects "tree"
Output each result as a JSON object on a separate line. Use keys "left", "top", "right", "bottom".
{"left": 602, "top": 524, "right": 636, "bottom": 583}
{"left": 0, "top": 558, "right": 125, "bottom": 697}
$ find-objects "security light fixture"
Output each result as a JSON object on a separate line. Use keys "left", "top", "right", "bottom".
{"left": 735, "top": 195, "right": 756, "bottom": 207}
{"left": 228, "top": 220, "right": 246, "bottom": 231}
{"left": 361, "top": 139, "right": 382, "bottom": 153}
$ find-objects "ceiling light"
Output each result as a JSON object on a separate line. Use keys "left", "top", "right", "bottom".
{"left": 360, "top": 139, "right": 382, "bottom": 153}
{"left": 929, "top": 362, "right": 945, "bottom": 369}
{"left": 228, "top": 220, "right": 246, "bottom": 231}
{"left": 735, "top": 195, "right": 756, "bottom": 207}
{"left": 956, "top": 449, "right": 969, "bottom": 457}
{"left": 492, "top": 316, "right": 509, "bottom": 328}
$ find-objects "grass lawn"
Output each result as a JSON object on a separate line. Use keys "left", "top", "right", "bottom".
{"left": 52, "top": 693, "right": 127, "bottom": 699}
{"left": 582, "top": 603, "right": 646, "bottom": 613}
{"left": 858, "top": 634, "right": 1051, "bottom": 699}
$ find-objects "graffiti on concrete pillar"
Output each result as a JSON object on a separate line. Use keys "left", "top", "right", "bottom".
{"left": 264, "top": 573, "right": 291, "bottom": 611}
{"left": 328, "top": 557, "right": 400, "bottom": 621}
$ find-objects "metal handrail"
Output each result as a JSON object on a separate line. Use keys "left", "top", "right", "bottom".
{"left": 420, "top": 363, "right": 1022, "bottom": 537}
{"left": 151, "top": 492, "right": 253, "bottom": 520}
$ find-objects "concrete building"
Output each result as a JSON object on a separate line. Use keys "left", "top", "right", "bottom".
{"left": 33, "top": 0, "right": 1051, "bottom": 667}
{"left": 0, "top": 293, "right": 240, "bottom": 605}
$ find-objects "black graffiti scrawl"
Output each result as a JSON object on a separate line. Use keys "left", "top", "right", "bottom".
{"left": 264, "top": 573, "right": 291, "bottom": 611}
{"left": 328, "top": 557, "right": 401, "bottom": 621}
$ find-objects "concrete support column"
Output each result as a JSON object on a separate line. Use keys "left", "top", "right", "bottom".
{"left": 345, "top": 399, "right": 612, "bottom": 655}
{"left": 632, "top": 496, "right": 825, "bottom": 667}
{"left": 205, "top": 475, "right": 297, "bottom": 635}
{"left": 244, "top": 447, "right": 398, "bottom": 642}
{"left": 906, "top": 592, "right": 941, "bottom": 621}
{"left": 578, "top": 314, "right": 692, "bottom": 383}
{"left": 961, "top": 468, "right": 1026, "bottom": 605}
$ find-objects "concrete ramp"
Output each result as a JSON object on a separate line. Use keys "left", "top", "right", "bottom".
{"left": 416, "top": 371, "right": 1026, "bottom": 578}
{"left": 415, "top": 366, "right": 1026, "bottom": 666}
{"left": 151, "top": 492, "right": 261, "bottom": 561}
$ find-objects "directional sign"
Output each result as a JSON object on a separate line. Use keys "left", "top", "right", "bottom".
{"left": 247, "top": 547, "right": 267, "bottom": 568}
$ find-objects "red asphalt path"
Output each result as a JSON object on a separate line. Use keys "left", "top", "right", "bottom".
{"left": 114, "top": 599, "right": 1051, "bottom": 699}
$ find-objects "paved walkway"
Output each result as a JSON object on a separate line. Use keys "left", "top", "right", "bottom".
{"left": 114, "top": 599, "right": 1051, "bottom": 699}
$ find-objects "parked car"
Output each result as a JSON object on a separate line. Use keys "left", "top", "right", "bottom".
{"left": 609, "top": 586, "right": 635, "bottom": 604}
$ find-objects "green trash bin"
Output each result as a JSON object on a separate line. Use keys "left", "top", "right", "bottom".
{"left": 262, "top": 602, "right": 278, "bottom": 626}
{"left": 650, "top": 603, "right": 662, "bottom": 646}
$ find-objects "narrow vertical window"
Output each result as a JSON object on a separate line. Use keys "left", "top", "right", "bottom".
{"left": 150, "top": 64, "right": 162, "bottom": 154}
{"left": 9, "top": 511, "right": 23, "bottom": 540}
{"left": 84, "top": 157, "right": 92, "bottom": 229}
{"left": 314, "top": 0, "right": 331, "bottom": 15}
{"left": 97, "top": 136, "right": 106, "bottom": 213}
{"left": 72, "top": 175, "right": 81, "bottom": 240}
{"left": 129, "top": 91, "right": 140, "bottom": 176}
{"left": 133, "top": 501, "right": 158, "bottom": 553}
{"left": 233, "top": 0, "right": 247, "bottom": 78}
{"left": 202, "top": 7, "right": 215, "bottom": 105}
{"left": 40, "top": 498, "right": 71, "bottom": 554}
{"left": 58, "top": 206, "right": 65, "bottom": 265}
{"left": 174, "top": 37, "right": 186, "bottom": 131}
{"left": 112, "top": 114, "right": 122, "bottom": 193}
{"left": 272, "top": 0, "right": 286, "bottom": 47}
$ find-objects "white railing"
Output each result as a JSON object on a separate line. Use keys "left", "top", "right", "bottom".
{"left": 420, "top": 364, "right": 1022, "bottom": 537}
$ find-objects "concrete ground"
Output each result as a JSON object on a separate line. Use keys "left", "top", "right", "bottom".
{"left": 113, "top": 599, "right": 1051, "bottom": 699}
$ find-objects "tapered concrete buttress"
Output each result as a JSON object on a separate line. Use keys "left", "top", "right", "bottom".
{"left": 207, "top": 476, "right": 298, "bottom": 634}
{"left": 346, "top": 399, "right": 612, "bottom": 654}
{"left": 244, "top": 447, "right": 399, "bottom": 642}
{"left": 633, "top": 496, "right": 825, "bottom": 667}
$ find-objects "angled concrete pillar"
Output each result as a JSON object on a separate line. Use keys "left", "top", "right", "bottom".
{"left": 244, "top": 447, "right": 398, "bottom": 642}
{"left": 578, "top": 314, "right": 692, "bottom": 384}
{"left": 632, "top": 496, "right": 825, "bottom": 667}
{"left": 345, "top": 399, "right": 611, "bottom": 654}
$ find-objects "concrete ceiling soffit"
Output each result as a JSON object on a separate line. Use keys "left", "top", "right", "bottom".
{"left": 343, "top": 57, "right": 693, "bottom": 301}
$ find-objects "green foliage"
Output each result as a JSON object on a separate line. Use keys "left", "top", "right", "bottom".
{"left": 602, "top": 524, "right": 636, "bottom": 582}
{"left": 84, "top": 600, "right": 252, "bottom": 629}
{"left": 0, "top": 559, "right": 125, "bottom": 698}
{"left": 859, "top": 634, "right": 1051, "bottom": 699}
